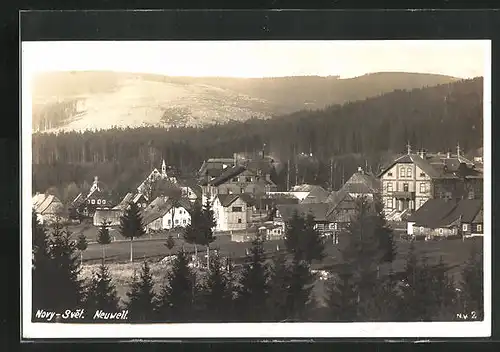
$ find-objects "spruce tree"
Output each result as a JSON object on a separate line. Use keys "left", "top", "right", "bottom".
{"left": 201, "top": 197, "right": 216, "bottom": 270}
{"left": 156, "top": 249, "right": 197, "bottom": 322}
{"left": 429, "top": 256, "right": 458, "bottom": 320}
{"left": 372, "top": 193, "right": 396, "bottom": 265}
{"left": 200, "top": 252, "right": 233, "bottom": 322}
{"left": 119, "top": 202, "right": 146, "bottom": 263}
{"left": 460, "top": 244, "right": 483, "bottom": 320}
{"left": 47, "top": 221, "right": 85, "bottom": 315}
{"left": 183, "top": 201, "right": 204, "bottom": 258}
{"left": 164, "top": 234, "right": 175, "bottom": 253}
{"left": 32, "top": 210, "right": 53, "bottom": 318}
{"left": 284, "top": 211, "right": 325, "bottom": 264}
{"left": 325, "top": 270, "right": 358, "bottom": 322}
{"left": 76, "top": 233, "right": 88, "bottom": 266}
{"left": 340, "top": 196, "right": 381, "bottom": 317}
{"left": 97, "top": 220, "right": 112, "bottom": 262}
{"left": 267, "top": 251, "right": 290, "bottom": 321}
{"left": 125, "top": 260, "right": 157, "bottom": 322}
{"left": 235, "top": 234, "right": 269, "bottom": 322}
{"left": 84, "top": 263, "right": 120, "bottom": 318}
{"left": 286, "top": 257, "right": 315, "bottom": 321}
{"left": 368, "top": 269, "right": 400, "bottom": 321}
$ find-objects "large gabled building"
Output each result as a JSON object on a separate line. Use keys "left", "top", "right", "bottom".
{"left": 378, "top": 144, "right": 483, "bottom": 219}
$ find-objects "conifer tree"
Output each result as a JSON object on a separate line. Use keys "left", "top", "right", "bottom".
{"left": 164, "top": 234, "right": 175, "bottom": 253}
{"left": 372, "top": 193, "right": 396, "bottom": 265}
{"left": 284, "top": 211, "right": 325, "bottom": 264}
{"left": 183, "top": 201, "right": 204, "bottom": 258}
{"left": 119, "top": 202, "right": 146, "bottom": 263}
{"left": 125, "top": 260, "right": 157, "bottom": 322}
{"left": 325, "top": 270, "right": 358, "bottom": 322}
{"left": 156, "top": 250, "right": 197, "bottom": 322}
{"left": 235, "top": 234, "right": 269, "bottom": 321}
{"left": 267, "top": 251, "right": 290, "bottom": 321}
{"left": 84, "top": 263, "right": 120, "bottom": 316}
{"left": 76, "top": 233, "right": 88, "bottom": 266}
{"left": 340, "top": 196, "right": 381, "bottom": 317}
{"left": 201, "top": 197, "right": 216, "bottom": 270}
{"left": 367, "top": 269, "right": 400, "bottom": 321}
{"left": 97, "top": 220, "right": 112, "bottom": 262}
{"left": 429, "top": 256, "right": 458, "bottom": 320}
{"left": 200, "top": 252, "right": 233, "bottom": 322}
{"left": 460, "top": 244, "right": 483, "bottom": 320}
{"left": 47, "top": 220, "right": 85, "bottom": 314}
{"left": 286, "top": 257, "right": 315, "bottom": 321}
{"left": 32, "top": 210, "right": 53, "bottom": 316}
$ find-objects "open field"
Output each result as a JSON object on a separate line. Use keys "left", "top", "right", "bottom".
{"left": 77, "top": 230, "right": 483, "bottom": 307}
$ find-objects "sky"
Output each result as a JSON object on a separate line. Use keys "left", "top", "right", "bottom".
{"left": 22, "top": 40, "right": 488, "bottom": 79}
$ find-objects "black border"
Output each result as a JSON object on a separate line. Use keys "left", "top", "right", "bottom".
{"left": 11, "top": 8, "right": 500, "bottom": 347}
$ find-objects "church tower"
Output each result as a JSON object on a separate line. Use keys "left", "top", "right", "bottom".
{"left": 161, "top": 159, "right": 167, "bottom": 178}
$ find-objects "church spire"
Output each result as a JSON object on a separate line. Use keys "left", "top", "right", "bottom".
{"left": 406, "top": 141, "right": 412, "bottom": 155}
{"left": 457, "top": 142, "right": 461, "bottom": 157}
{"left": 161, "top": 158, "right": 166, "bottom": 177}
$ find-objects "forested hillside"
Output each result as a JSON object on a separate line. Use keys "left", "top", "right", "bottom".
{"left": 32, "top": 77, "right": 483, "bottom": 201}
{"left": 32, "top": 71, "right": 457, "bottom": 133}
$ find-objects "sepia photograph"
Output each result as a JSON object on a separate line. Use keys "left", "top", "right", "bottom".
{"left": 22, "top": 39, "right": 490, "bottom": 338}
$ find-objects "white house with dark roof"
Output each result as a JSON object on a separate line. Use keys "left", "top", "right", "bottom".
{"left": 141, "top": 196, "right": 193, "bottom": 232}
{"left": 32, "top": 193, "right": 65, "bottom": 224}
{"left": 212, "top": 194, "right": 255, "bottom": 232}
{"left": 378, "top": 143, "right": 483, "bottom": 221}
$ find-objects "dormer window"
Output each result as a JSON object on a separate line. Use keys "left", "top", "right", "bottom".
{"left": 232, "top": 177, "right": 239, "bottom": 182}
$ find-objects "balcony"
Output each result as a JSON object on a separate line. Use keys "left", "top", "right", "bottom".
{"left": 392, "top": 191, "right": 416, "bottom": 199}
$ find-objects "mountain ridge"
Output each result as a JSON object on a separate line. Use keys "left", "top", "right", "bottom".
{"left": 31, "top": 71, "right": 461, "bottom": 133}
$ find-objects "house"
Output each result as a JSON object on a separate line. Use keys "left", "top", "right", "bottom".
{"left": 197, "top": 157, "right": 236, "bottom": 185}
{"left": 275, "top": 202, "right": 331, "bottom": 236}
{"left": 212, "top": 194, "right": 255, "bottom": 232}
{"left": 324, "top": 190, "right": 358, "bottom": 234}
{"left": 141, "top": 197, "right": 193, "bottom": 232}
{"left": 257, "top": 222, "right": 285, "bottom": 241}
{"left": 201, "top": 158, "right": 277, "bottom": 202}
{"left": 406, "top": 198, "right": 483, "bottom": 238}
{"left": 339, "top": 167, "right": 381, "bottom": 199}
{"left": 137, "top": 159, "right": 178, "bottom": 197}
{"left": 295, "top": 185, "right": 331, "bottom": 204}
{"left": 93, "top": 208, "right": 122, "bottom": 227}
{"left": 32, "top": 193, "right": 65, "bottom": 224}
{"left": 378, "top": 143, "right": 483, "bottom": 221}
{"left": 71, "top": 176, "right": 114, "bottom": 218}
{"left": 177, "top": 179, "right": 202, "bottom": 204}
{"left": 113, "top": 192, "right": 148, "bottom": 211}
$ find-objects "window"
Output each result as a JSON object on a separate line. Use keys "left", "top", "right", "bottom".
{"left": 439, "top": 228, "right": 444, "bottom": 235}
{"left": 462, "top": 224, "right": 468, "bottom": 231}
{"left": 102, "top": 200, "right": 106, "bottom": 205}
{"left": 420, "top": 172, "right": 426, "bottom": 177}
{"left": 175, "top": 219, "right": 179, "bottom": 224}
{"left": 246, "top": 177, "right": 252, "bottom": 182}
{"left": 477, "top": 224, "right": 482, "bottom": 232}
{"left": 419, "top": 227, "right": 424, "bottom": 233}
{"left": 403, "top": 183, "right": 409, "bottom": 192}
{"left": 388, "top": 172, "right": 393, "bottom": 177}
{"left": 240, "top": 188, "right": 245, "bottom": 193}
{"left": 399, "top": 167, "right": 405, "bottom": 178}
{"left": 387, "top": 199, "right": 393, "bottom": 209}
{"left": 97, "top": 199, "right": 101, "bottom": 204}
{"left": 183, "top": 219, "right": 187, "bottom": 225}
{"left": 142, "top": 203, "right": 146, "bottom": 208}
{"left": 387, "top": 182, "right": 393, "bottom": 192}
{"left": 238, "top": 218, "right": 242, "bottom": 224}
{"left": 232, "top": 177, "right": 239, "bottom": 182}
{"left": 468, "top": 190, "right": 475, "bottom": 199}
{"left": 168, "top": 219, "right": 172, "bottom": 225}
{"left": 407, "top": 167, "right": 412, "bottom": 178}
{"left": 91, "top": 199, "right": 95, "bottom": 204}
{"left": 232, "top": 206, "right": 243, "bottom": 212}
{"left": 420, "top": 183, "right": 426, "bottom": 193}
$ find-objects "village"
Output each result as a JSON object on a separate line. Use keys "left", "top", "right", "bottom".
{"left": 32, "top": 142, "right": 484, "bottom": 268}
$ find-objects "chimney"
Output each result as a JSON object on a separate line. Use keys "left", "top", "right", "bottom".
{"left": 446, "top": 151, "right": 451, "bottom": 159}
{"left": 233, "top": 153, "right": 238, "bottom": 166}
{"left": 357, "top": 166, "right": 363, "bottom": 174}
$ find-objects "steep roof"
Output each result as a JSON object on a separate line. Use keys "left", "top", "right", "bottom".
{"left": 216, "top": 194, "right": 256, "bottom": 208}
{"left": 32, "top": 194, "right": 64, "bottom": 215}
{"left": 210, "top": 165, "right": 247, "bottom": 186}
{"left": 378, "top": 152, "right": 480, "bottom": 180}
{"left": 300, "top": 186, "right": 331, "bottom": 204}
{"left": 276, "top": 203, "right": 330, "bottom": 223}
{"left": 409, "top": 198, "right": 482, "bottom": 228}
{"left": 326, "top": 190, "right": 356, "bottom": 214}
{"left": 112, "top": 193, "right": 134, "bottom": 210}
{"left": 341, "top": 170, "right": 381, "bottom": 194}
{"left": 472, "top": 209, "right": 483, "bottom": 223}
